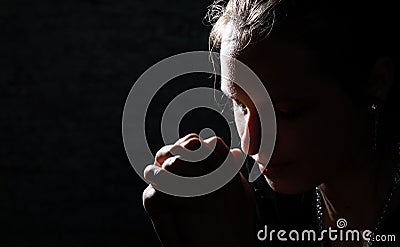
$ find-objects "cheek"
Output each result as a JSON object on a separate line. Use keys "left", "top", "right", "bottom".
{"left": 293, "top": 101, "right": 365, "bottom": 178}
{"left": 271, "top": 95, "right": 365, "bottom": 184}
{"left": 315, "top": 108, "right": 364, "bottom": 165}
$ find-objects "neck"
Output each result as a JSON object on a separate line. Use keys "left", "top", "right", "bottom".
{"left": 317, "top": 148, "right": 397, "bottom": 231}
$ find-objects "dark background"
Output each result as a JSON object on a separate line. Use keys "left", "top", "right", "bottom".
{"left": 1, "top": 0, "right": 229, "bottom": 246}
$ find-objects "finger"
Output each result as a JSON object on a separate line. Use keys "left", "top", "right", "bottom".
{"left": 179, "top": 136, "right": 201, "bottom": 151}
{"left": 201, "top": 136, "right": 230, "bottom": 171}
{"left": 162, "top": 156, "right": 207, "bottom": 177}
{"left": 171, "top": 136, "right": 232, "bottom": 173}
{"left": 203, "top": 135, "right": 228, "bottom": 149}
{"left": 203, "top": 136, "right": 229, "bottom": 157}
{"left": 169, "top": 138, "right": 210, "bottom": 163}
{"left": 154, "top": 145, "right": 174, "bottom": 167}
{"left": 144, "top": 164, "right": 164, "bottom": 185}
{"left": 154, "top": 135, "right": 201, "bottom": 166}
{"left": 143, "top": 167, "right": 188, "bottom": 208}
{"left": 176, "top": 133, "right": 200, "bottom": 145}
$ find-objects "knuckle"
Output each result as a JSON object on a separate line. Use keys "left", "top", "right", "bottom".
{"left": 161, "top": 156, "right": 179, "bottom": 170}
{"left": 169, "top": 144, "right": 185, "bottom": 157}
{"left": 161, "top": 156, "right": 200, "bottom": 176}
{"left": 204, "top": 135, "right": 218, "bottom": 144}
{"left": 143, "top": 165, "right": 152, "bottom": 181}
{"left": 154, "top": 145, "right": 175, "bottom": 166}
{"left": 143, "top": 165, "right": 161, "bottom": 182}
{"left": 179, "top": 133, "right": 199, "bottom": 142}
{"left": 214, "top": 136, "right": 224, "bottom": 144}
{"left": 204, "top": 136, "right": 228, "bottom": 151}
{"left": 181, "top": 137, "right": 202, "bottom": 150}
{"left": 155, "top": 145, "right": 173, "bottom": 159}
{"left": 211, "top": 136, "right": 225, "bottom": 145}
{"left": 217, "top": 137, "right": 229, "bottom": 150}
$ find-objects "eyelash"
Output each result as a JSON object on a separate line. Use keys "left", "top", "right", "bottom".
{"left": 232, "top": 99, "right": 248, "bottom": 114}
{"left": 229, "top": 96, "right": 306, "bottom": 118}
{"left": 275, "top": 107, "right": 305, "bottom": 118}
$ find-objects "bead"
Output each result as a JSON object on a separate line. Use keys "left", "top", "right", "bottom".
{"left": 315, "top": 161, "right": 400, "bottom": 246}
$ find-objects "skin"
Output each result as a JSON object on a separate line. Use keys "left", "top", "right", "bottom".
{"left": 143, "top": 135, "right": 258, "bottom": 247}
{"left": 220, "top": 25, "right": 398, "bottom": 246}
{"left": 143, "top": 22, "right": 398, "bottom": 247}
{"left": 221, "top": 35, "right": 370, "bottom": 195}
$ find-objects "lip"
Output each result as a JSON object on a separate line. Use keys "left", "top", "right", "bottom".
{"left": 259, "top": 162, "right": 292, "bottom": 177}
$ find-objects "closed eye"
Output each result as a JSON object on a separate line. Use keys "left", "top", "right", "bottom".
{"left": 232, "top": 99, "right": 248, "bottom": 114}
{"left": 275, "top": 107, "right": 306, "bottom": 118}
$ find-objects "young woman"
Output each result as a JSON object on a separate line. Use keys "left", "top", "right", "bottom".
{"left": 143, "top": 1, "right": 399, "bottom": 246}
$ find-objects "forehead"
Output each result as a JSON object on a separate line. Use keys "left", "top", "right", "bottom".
{"left": 220, "top": 37, "right": 328, "bottom": 102}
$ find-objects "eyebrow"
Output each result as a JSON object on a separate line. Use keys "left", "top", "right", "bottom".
{"left": 222, "top": 89, "right": 237, "bottom": 99}
{"left": 221, "top": 78, "right": 312, "bottom": 107}
{"left": 220, "top": 79, "right": 238, "bottom": 99}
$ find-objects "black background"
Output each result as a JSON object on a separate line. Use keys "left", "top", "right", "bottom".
{"left": 1, "top": 0, "right": 229, "bottom": 246}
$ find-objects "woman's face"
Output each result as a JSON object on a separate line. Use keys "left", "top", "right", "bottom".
{"left": 220, "top": 36, "right": 370, "bottom": 194}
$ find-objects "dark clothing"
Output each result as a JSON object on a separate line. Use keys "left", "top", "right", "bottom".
{"left": 241, "top": 157, "right": 400, "bottom": 247}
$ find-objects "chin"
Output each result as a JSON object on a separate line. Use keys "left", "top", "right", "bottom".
{"left": 264, "top": 175, "right": 314, "bottom": 195}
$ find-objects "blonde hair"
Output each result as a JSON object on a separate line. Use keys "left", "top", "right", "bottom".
{"left": 205, "top": 0, "right": 281, "bottom": 53}
{"left": 204, "top": 0, "right": 400, "bottom": 156}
